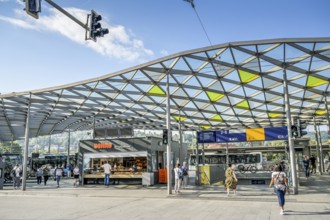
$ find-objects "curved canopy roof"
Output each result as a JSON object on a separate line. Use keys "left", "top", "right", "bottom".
{"left": 1, "top": 38, "right": 330, "bottom": 141}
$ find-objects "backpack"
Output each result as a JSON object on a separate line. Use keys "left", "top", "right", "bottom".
{"left": 10, "top": 169, "right": 16, "bottom": 177}
{"left": 182, "top": 167, "right": 188, "bottom": 176}
{"left": 178, "top": 168, "right": 183, "bottom": 179}
{"left": 274, "top": 172, "right": 285, "bottom": 185}
{"left": 43, "top": 168, "right": 49, "bottom": 176}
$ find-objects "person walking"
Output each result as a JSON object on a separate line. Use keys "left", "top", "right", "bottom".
{"left": 225, "top": 164, "right": 238, "bottom": 195}
{"left": 101, "top": 161, "right": 112, "bottom": 187}
{"left": 36, "top": 166, "right": 43, "bottom": 185}
{"left": 269, "top": 164, "right": 288, "bottom": 215}
{"left": 12, "top": 164, "right": 21, "bottom": 190}
{"left": 181, "top": 162, "right": 189, "bottom": 189}
{"left": 174, "top": 163, "right": 183, "bottom": 193}
{"left": 309, "top": 155, "right": 316, "bottom": 174}
{"left": 55, "top": 165, "right": 63, "bottom": 188}
{"left": 42, "top": 165, "right": 50, "bottom": 185}
{"left": 73, "top": 165, "right": 79, "bottom": 187}
{"left": 302, "top": 155, "right": 310, "bottom": 178}
{"left": 67, "top": 163, "right": 73, "bottom": 178}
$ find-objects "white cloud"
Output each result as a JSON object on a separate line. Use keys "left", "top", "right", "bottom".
{"left": 160, "top": 50, "right": 169, "bottom": 56}
{"left": 1, "top": 6, "right": 154, "bottom": 63}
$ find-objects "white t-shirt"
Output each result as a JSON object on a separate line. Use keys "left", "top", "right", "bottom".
{"left": 55, "top": 168, "right": 63, "bottom": 176}
{"left": 173, "top": 167, "right": 182, "bottom": 180}
{"left": 102, "top": 163, "right": 112, "bottom": 174}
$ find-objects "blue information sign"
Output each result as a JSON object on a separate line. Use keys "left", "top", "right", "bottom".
{"left": 264, "top": 127, "right": 288, "bottom": 140}
{"left": 197, "top": 131, "right": 216, "bottom": 143}
{"left": 215, "top": 131, "right": 247, "bottom": 143}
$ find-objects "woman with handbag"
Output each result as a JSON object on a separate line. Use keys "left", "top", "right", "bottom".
{"left": 269, "top": 164, "right": 288, "bottom": 215}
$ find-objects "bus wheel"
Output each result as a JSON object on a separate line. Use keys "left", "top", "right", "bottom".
{"left": 250, "top": 166, "right": 257, "bottom": 173}
{"left": 238, "top": 165, "right": 245, "bottom": 174}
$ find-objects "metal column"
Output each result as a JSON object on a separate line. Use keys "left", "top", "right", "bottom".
{"left": 317, "top": 125, "right": 324, "bottom": 172}
{"left": 313, "top": 117, "right": 322, "bottom": 174}
{"left": 226, "top": 143, "right": 229, "bottom": 167}
{"left": 67, "top": 129, "right": 71, "bottom": 168}
{"left": 48, "top": 135, "right": 51, "bottom": 154}
{"left": 22, "top": 93, "right": 31, "bottom": 191}
{"left": 283, "top": 68, "right": 298, "bottom": 194}
{"left": 179, "top": 110, "right": 183, "bottom": 163}
{"left": 166, "top": 72, "right": 172, "bottom": 195}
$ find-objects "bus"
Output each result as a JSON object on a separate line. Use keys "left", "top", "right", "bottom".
{"left": 189, "top": 152, "right": 264, "bottom": 171}
{"left": 0, "top": 153, "right": 22, "bottom": 183}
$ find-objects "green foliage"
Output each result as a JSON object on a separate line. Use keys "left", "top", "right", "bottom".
{"left": 0, "top": 141, "right": 22, "bottom": 154}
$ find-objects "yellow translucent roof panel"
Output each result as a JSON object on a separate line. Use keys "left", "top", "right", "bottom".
{"left": 210, "top": 115, "right": 223, "bottom": 121}
{"left": 238, "top": 70, "right": 259, "bottom": 83}
{"left": 306, "top": 75, "right": 328, "bottom": 87}
{"left": 268, "top": 112, "right": 282, "bottom": 118}
{"left": 173, "top": 116, "right": 187, "bottom": 121}
{"left": 201, "top": 125, "right": 211, "bottom": 130}
{"left": 147, "top": 85, "right": 166, "bottom": 96}
{"left": 315, "top": 110, "right": 326, "bottom": 115}
{"left": 234, "top": 100, "right": 250, "bottom": 110}
{"left": 206, "top": 91, "right": 224, "bottom": 102}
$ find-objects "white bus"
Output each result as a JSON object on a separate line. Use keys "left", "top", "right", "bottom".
{"left": 189, "top": 152, "right": 263, "bottom": 172}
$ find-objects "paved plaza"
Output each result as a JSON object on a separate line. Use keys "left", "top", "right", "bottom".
{"left": 0, "top": 173, "right": 329, "bottom": 220}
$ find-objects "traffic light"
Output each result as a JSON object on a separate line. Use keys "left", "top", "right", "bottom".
{"left": 25, "top": 0, "right": 41, "bottom": 19}
{"left": 291, "top": 125, "right": 298, "bottom": 138}
{"left": 89, "top": 10, "right": 109, "bottom": 41}
{"left": 162, "top": 129, "right": 168, "bottom": 145}
{"left": 297, "top": 119, "right": 307, "bottom": 137}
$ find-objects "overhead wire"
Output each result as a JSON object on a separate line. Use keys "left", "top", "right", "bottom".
{"left": 183, "top": 0, "right": 213, "bottom": 47}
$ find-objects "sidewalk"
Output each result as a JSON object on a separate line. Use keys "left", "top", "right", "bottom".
{"left": 0, "top": 173, "right": 329, "bottom": 220}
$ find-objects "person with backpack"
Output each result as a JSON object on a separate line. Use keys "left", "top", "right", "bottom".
{"left": 181, "top": 161, "right": 189, "bottom": 189}
{"left": 173, "top": 163, "right": 183, "bottom": 193}
{"left": 269, "top": 164, "right": 288, "bottom": 215}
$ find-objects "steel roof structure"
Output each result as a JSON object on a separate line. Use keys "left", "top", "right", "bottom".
{"left": 1, "top": 38, "right": 330, "bottom": 142}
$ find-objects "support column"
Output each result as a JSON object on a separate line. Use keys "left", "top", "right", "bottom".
{"left": 325, "top": 94, "right": 330, "bottom": 170}
{"left": 283, "top": 68, "right": 298, "bottom": 194}
{"left": 48, "top": 135, "right": 51, "bottom": 154}
{"left": 67, "top": 129, "right": 71, "bottom": 168}
{"left": 313, "top": 117, "right": 322, "bottom": 174}
{"left": 317, "top": 124, "right": 324, "bottom": 172}
{"left": 22, "top": 93, "right": 31, "bottom": 191}
{"left": 202, "top": 142, "right": 205, "bottom": 165}
{"left": 226, "top": 143, "right": 229, "bottom": 167}
{"left": 92, "top": 116, "right": 95, "bottom": 139}
{"left": 196, "top": 136, "right": 200, "bottom": 185}
{"left": 166, "top": 72, "right": 172, "bottom": 195}
{"left": 179, "top": 110, "right": 183, "bottom": 163}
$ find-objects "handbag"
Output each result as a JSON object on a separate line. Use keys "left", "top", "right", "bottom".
{"left": 277, "top": 184, "right": 286, "bottom": 191}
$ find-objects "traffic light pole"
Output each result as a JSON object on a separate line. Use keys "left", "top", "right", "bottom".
{"left": 283, "top": 67, "right": 298, "bottom": 194}
{"left": 44, "top": 0, "right": 88, "bottom": 31}
{"left": 166, "top": 72, "right": 172, "bottom": 195}
{"left": 22, "top": 93, "right": 31, "bottom": 191}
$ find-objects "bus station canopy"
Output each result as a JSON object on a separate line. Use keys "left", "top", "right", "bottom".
{"left": 0, "top": 38, "right": 330, "bottom": 141}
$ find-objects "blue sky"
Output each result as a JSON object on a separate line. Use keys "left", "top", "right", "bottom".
{"left": 0, "top": 0, "right": 329, "bottom": 94}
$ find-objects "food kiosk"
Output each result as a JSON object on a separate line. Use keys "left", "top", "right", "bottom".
{"left": 78, "top": 136, "right": 186, "bottom": 185}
